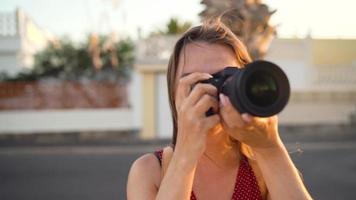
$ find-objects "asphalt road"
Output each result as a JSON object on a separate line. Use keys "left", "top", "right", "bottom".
{"left": 0, "top": 142, "right": 356, "bottom": 200}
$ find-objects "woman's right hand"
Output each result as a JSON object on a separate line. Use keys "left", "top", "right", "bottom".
{"left": 174, "top": 72, "right": 220, "bottom": 163}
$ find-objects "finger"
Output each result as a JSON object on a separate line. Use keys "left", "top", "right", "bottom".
{"left": 241, "top": 113, "right": 269, "bottom": 130}
{"left": 176, "top": 72, "right": 212, "bottom": 100}
{"left": 203, "top": 114, "right": 220, "bottom": 130}
{"left": 220, "top": 119, "right": 243, "bottom": 140}
{"left": 194, "top": 94, "right": 219, "bottom": 116}
{"left": 219, "top": 94, "right": 246, "bottom": 128}
{"left": 175, "top": 73, "right": 212, "bottom": 109}
{"left": 241, "top": 113, "right": 253, "bottom": 123}
{"left": 187, "top": 83, "right": 217, "bottom": 106}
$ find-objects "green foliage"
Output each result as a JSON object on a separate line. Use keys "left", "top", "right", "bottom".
{"left": 1, "top": 35, "right": 135, "bottom": 82}
{"left": 166, "top": 18, "right": 192, "bottom": 35}
{"left": 151, "top": 17, "right": 192, "bottom": 36}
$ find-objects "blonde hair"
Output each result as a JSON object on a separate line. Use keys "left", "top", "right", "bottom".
{"left": 167, "top": 19, "right": 254, "bottom": 158}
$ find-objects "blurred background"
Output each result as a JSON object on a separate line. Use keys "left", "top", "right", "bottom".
{"left": 0, "top": 0, "right": 355, "bottom": 199}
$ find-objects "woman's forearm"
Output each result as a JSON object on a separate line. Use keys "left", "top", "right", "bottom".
{"left": 156, "top": 151, "right": 197, "bottom": 200}
{"left": 253, "top": 139, "right": 313, "bottom": 200}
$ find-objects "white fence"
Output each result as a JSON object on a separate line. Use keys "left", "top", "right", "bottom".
{"left": 0, "top": 108, "right": 136, "bottom": 134}
{"left": 0, "top": 72, "right": 142, "bottom": 134}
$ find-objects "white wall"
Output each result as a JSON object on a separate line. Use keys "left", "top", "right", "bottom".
{"left": 0, "top": 54, "right": 21, "bottom": 75}
{"left": 129, "top": 71, "right": 142, "bottom": 128}
{"left": 0, "top": 108, "right": 135, "bottom": 134}
{"left": 156, "top": 73, "right": 172, "bottom": 138}
{"left": 265, "top": 38, "right": 313, "bottom": 90}
{"left": 269, "top": 59, "right": 311, "bottom": 90}
{"left": 0, "top": 36, "right": 21, "bottom": 52}
{"left": 0, "top": 36, "right": 22, "bottom": 75}
{"left": 279, "top": 102, "right": 356, "bottom": 125}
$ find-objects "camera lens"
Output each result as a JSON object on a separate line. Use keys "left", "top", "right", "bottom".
{"left": 246, "top": 71, "right": 278, "bottom": 107}
{"left": 222, "top": 60, "right": 290, "bottom": 117}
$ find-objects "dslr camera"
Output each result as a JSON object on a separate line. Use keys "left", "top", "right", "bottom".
{"left": 200, "top": 60, "right": 290, "bottom": 117}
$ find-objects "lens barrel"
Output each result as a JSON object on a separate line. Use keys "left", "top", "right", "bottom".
{"left": 221, "top": 60, "right": 290, "bottom": 117}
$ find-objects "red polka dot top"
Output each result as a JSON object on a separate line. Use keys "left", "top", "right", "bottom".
{"left": 154, "top": 149, "right": 263, "bottom": 200}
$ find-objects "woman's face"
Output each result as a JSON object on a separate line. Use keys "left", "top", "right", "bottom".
{"left": 176, "top": 42, "right": 240, "bottom": 82}
{"left": 175, "top": 41, "right": 241, "bottom": 135}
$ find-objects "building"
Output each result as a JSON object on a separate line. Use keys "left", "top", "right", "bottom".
{"left": 266, "top": 37, "right": 356, "bottom": 90}
{"left": 0, "top": 8, "right": 54, "bottom": 76}
{"left": 0, "top": 9, "right": 139, "bottom": 135}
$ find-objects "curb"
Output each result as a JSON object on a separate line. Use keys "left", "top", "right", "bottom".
{"left": 0, "top": 124, "right": 355, "bottom": 147}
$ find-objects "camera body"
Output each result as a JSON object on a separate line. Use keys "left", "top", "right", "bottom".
{"left": 200, "top": 60, "right": 290, "bottom": 117}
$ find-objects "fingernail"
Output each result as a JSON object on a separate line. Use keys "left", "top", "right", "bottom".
{"left": 205, "top": 74, "right": 213, "bottom": 78}
{"left": 220, "top": 94, "right": 227, "bottom": 106}
{"left": 219, "top": 94, "right": 223, "bottom": 106}
{"left": 242, "top": 113, "right": 252, "bottom": 123}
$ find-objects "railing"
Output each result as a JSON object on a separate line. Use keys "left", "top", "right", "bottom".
{"left": 313, "top": 65, "right": 356, "bottom": 89}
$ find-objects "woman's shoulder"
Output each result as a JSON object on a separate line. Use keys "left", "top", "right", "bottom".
{"left": 129, "top": 145, "right": 172, "bottom": 177}
{"left": 131, "top": 152, "right": 161, "bottom": 170}
{"left": 127, "top": 151, "right": 163, "bottom": 191}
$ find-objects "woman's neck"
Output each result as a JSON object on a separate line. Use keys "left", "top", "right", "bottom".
{"left": 203, "top": 124, "right": 241, "bottom": 169}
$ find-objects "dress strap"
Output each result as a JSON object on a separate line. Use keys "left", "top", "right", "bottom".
{"left": 153, "top": 149, "right": 163, "bottom": 166}
{"left": 153, "top": 142, "right": 175, "bottom": 166}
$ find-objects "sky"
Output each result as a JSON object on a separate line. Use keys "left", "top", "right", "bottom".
{"left": 1, "top": 0, "right": 356, "bottom": 41}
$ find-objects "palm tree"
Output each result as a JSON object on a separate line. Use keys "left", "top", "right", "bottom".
{"left": 200, "top": 0, "right": 276, "bottom": 60}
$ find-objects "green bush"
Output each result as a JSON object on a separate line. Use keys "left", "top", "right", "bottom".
{"left": 2, "top": 35, "right": 135, "bottom": 82}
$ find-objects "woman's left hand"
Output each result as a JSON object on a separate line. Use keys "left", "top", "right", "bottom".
{"left": 219, "top": 94, "right": 282, "bottom": 150}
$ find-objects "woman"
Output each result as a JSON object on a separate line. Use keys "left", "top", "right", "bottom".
{"left": 127, "top": 20, "right": 313, "bottom": 200}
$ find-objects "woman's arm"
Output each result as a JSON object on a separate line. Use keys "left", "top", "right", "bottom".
{"left": 155, "top": 149, "right": 198, "bottom": 200}
{"left": 219, "top": 94, "right": 313, "bottom": 200}
{"left": 127, "top": 72, "right": 220, "bottom": 200}
{"left": 253, "top": 140, "right": 313, "bottom": 200}
{"left": 156, "top": 72, "right": 220, "bottom": 200}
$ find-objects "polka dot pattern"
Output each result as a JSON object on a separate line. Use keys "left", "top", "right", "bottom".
{"left": 154, "top": 150, "right": 263, "bottom": 200}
